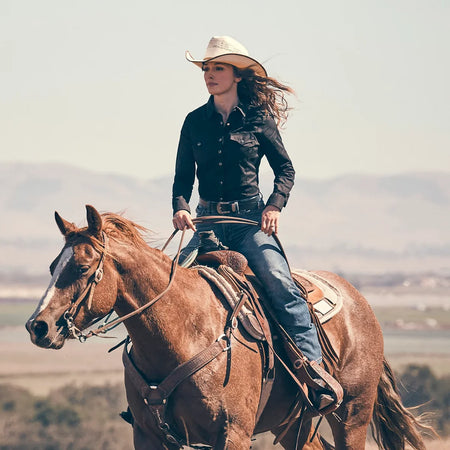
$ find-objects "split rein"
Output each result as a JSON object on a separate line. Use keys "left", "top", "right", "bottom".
{"left": 64, "top": 215, "right": 286, "bottom": 343}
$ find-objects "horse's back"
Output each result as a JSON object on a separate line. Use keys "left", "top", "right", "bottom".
{"left": 311, "top": 270, "right": 384, "bottom": 393}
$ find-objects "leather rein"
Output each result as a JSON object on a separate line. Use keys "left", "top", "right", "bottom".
{"left": 63, "top": 215, "right": 286, "bottom": 342}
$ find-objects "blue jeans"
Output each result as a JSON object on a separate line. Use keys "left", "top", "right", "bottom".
{"left": 180, "top": 203, "right": 322, "bottom": 363}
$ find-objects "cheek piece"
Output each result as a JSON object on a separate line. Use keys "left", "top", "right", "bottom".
{"left": 62, "top": 232, "right": 108, "bottom": 341}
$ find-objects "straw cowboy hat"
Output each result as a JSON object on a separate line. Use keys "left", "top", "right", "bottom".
{"left": 185, "top": 36, "right": 267, "bottom": 78}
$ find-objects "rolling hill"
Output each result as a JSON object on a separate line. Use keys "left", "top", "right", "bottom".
{"left": 1, "top": 162, "right": 449, "bottom": 275}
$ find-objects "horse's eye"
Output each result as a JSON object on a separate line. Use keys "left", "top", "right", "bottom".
{"left": 78, "top": 265, "right": 90, "bottom": 276}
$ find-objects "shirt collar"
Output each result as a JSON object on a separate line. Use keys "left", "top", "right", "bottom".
{"left": 205, "top": 96, "right": 247, "bottom": 120}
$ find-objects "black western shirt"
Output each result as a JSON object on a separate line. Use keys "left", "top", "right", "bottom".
{"left": 172, "top": 96, "right": 295, "bottom": 214}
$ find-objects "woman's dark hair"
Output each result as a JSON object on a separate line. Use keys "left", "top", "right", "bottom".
{"left": 234, "top": 67, "right": 295, "bottom": 127}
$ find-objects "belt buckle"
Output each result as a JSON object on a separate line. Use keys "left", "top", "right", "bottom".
{"left": 216, "top": 202, "right": 225, "bottom": 214}
{"left": 216, "top": 201, "right": 239, "bottom": 214}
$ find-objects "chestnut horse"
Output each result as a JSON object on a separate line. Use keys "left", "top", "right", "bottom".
{"left": 26, "top": 205, "right": 428, "bottom": 449}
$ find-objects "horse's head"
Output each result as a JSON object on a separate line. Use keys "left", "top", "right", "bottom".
{"left": 26, "top": 205, "right": 118, "bottom": 349}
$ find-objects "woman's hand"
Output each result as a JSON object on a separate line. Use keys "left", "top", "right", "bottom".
{"left": 261, "top": 205, "right": 281, "bottom": 236}
{"left": 172, "top": 210, "right": 196, "bottom": 231}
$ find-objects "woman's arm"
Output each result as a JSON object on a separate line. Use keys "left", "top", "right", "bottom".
{"left": 259, "top": 117, "right": 295, "bottom": 211}
{"left": 258, "top": 116, "right": 295, "bottom": 235}
{"left": 172, "top": 209, "right": 196, "bottom": 231}
{"left": 172, "top": 117, "right": 196, "bottom": 215}
{"left": 261, "top": 205, "right": 280, "bottom": 236}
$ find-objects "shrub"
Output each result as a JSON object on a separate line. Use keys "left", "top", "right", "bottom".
{"left": 398, "top": 364, "right": 450, "bottom": 435}
{"left": 0, "top": 383, "right": 132, "bottom": 450}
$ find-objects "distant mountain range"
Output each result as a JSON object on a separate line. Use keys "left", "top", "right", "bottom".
{"left": 1, "top": 162, "right": 449, "bottom": 276}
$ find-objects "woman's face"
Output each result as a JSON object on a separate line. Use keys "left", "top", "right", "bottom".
{"left": 203, "top": 62, "right": 241, "bottom": 97}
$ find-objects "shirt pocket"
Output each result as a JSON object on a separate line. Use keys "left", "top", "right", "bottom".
{"left": 193, "top": 139, "right": 214, "bottom": 165}
{"left": 229, "top": 131, "right": 259, "bottom": 148}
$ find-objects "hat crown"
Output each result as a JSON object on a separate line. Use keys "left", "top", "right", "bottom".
{"left": 185, "top": 36, "right": 267, "bottom": 78}
{"left": 204, "top": 36, "right": 249, "bottom": 59}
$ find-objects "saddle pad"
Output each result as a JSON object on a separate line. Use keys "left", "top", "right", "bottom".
{"left": 292, "top": 270, "right": 343, "bottom": 324}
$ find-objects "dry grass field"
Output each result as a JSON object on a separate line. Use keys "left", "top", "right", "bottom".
{"left": 250, "top": 434, "right": 449, "bottom": 449}
{"left": 2, "top": 294, "right": 449, "bottom": 448}
{"left": 0, "top": 326, "right": 126, "bottom": 395}
{"left": 3, "top": 301, "right": 449, "bottom": 394}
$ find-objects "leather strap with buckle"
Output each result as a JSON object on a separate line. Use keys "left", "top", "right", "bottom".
{"left": 199, "top": 195, "right": 261, "bottom": 214}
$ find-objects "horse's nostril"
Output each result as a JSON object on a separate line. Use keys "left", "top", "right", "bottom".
{"left": 32, "top": 320, "right": 49, "bottom": 339}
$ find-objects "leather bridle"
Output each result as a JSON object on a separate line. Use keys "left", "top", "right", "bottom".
{"left": 62, "top": 231, "right": 108, "bottom": 341}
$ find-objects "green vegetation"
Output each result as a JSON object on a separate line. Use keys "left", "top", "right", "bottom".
{"left": 0, "top": 300, "right": 37, "bottom": 327}
{"left": 7, "top": 300, "right": 450, "bottom": 330}
{"left": 373, "top": 306, "right": 450, "bottom": 329}
{"left": 0, "top": 383, "right": 132, "bottom": 450}
{"left": 0, "top": 365, "right": 448, "bottom": 449}
{"left": 398, "top": 365, "right": 450, "bottom": 436}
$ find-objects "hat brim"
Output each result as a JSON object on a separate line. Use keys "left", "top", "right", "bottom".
{"left": 185, "top": 50, "right": 267, "bottom": 78}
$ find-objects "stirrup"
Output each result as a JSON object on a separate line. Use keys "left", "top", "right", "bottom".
{"left": 179, "top": 249, "right": 198, "bottom": 268}
{"left": 294, "top": 359, "right": 344, "bottom": 415}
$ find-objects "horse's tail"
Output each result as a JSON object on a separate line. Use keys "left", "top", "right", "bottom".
{"left": 370, "top": 357, "right": 434, "bottom": 450}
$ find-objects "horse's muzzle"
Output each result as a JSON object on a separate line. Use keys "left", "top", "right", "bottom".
{"left": 26, "top": 317, "right": 68, "bottom": 349}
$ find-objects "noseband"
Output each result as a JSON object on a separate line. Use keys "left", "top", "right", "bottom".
{"left": 63, "top": 231, "right": 108, "bottom": 341}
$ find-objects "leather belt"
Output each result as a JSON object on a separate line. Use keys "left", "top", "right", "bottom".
{"left": 199, "top": 195, "right": 262, "bottom": 214}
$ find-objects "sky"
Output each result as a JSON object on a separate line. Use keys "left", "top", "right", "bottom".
{"left": 1, "top": 0, "right": 449, "bottom": 181}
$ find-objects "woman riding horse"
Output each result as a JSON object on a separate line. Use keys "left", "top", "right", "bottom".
{"left": 171, "top": 35, "right": 340, "bottom": 410}
{"left": 26, "top": 205, "right": 430, "bottom": 449}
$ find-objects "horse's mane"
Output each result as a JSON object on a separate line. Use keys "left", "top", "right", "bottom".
{"left": 64, "top": 211, "right": 154, "bottom": 254}
{"left": 101, "top": 212, "right": 149, "bottom": 250}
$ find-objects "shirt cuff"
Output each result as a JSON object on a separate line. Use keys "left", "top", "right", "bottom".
{"left": 172, "top": 197, "right": 191, "bottom": 215}
{"left": 266, "top": 192, "right": 288, "bottom": 210}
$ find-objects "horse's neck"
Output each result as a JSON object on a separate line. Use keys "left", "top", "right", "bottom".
{"left": 114, "top": 246, "right": 223, "bottom": 378}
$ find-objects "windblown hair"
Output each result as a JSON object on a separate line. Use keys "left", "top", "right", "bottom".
{"left": 235, "top": 67, "right": 295, "bottom": 127}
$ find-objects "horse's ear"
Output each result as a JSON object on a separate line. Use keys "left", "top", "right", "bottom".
{"left": 86, "top": 205, "right": 102, "bottom": 238}
{"left": 54, "top": 211, "right": 76, "bottom": 236}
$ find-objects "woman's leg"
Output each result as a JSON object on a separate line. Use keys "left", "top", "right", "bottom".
{"left": 229, "top": 222, "right": 322, "bottom": 362}
{"left": 178, "top": 205, "right": 228, "bottom": 265}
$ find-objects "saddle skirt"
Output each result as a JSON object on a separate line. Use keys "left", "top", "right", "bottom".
{"left": 197, "top": 265, "right": 267, "bottom": 341}
{"left": 195, "top": 262, "right": 343, "bottom": 342}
